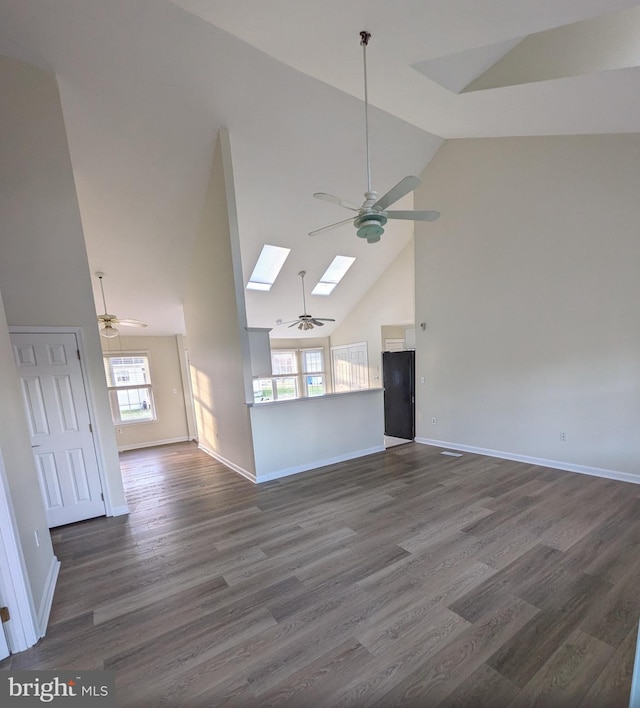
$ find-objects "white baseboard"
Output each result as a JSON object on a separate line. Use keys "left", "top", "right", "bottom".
{"left": 198, "top": 444, "right": 257, "bottom": 483}
{"left": 118, "top": 436, "right": 191, "bottom": 452}
{"left": 109, "top": 505, "right": 130, "bottom": 517}
{"left": 256, "top": 445, "right": 386, "bottom": 483}
{"left": 117, "top": 436, "right": 191, "bottom": 452}
{"left": 415, "top": 437, "right": 640, "bottom": 485}
{"left": 199, "top": 443, "right": 386, "bottom": 485}
{"left": 37, "top": 556, "right": 60, "bottom": 638}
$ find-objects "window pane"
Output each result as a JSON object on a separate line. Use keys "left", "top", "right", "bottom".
{"left": 247, "top": 244, "right": 290, "bottom": 291}
{"left": 253, "top": 379, "right": 274, "bottom": 402}
{"left": 104, "top": 355, "right": 150, "bottom": 387}
{"left": 275, "top": 377, "right": 297, "bottom": 400}
{"left": 302, "top": 349, "right": 323, "bottom": 373}
{"left": 110, "top": 387, "right": 154, "bottom": 422}
{"left": 272, "top": 351, "right": 297, "bottom": 375}
{"left": 306, "top": 375, "right": 325, "bottom": 397}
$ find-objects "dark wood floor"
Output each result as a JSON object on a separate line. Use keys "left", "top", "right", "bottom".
{"left": 2, "top": 441, "right": 639, "bottom": 706}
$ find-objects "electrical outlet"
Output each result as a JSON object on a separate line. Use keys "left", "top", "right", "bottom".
{"left": 432, "top": 417, "right": 437, "bottom": 425}
{"left": 117, "top": 428, "right": 123, "bottom": 435}
{"left": 560, "top": 432, "right": 567, "bottom": 442}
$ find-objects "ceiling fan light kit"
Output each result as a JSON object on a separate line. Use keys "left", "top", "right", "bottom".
{"left": 101, "top": 323, "right": 119, "bottom": 338}
{"left": 310, "top": 31, "right": 440, "bottom": 242}
{"left": 355, "top": 212, "right": 387, "bottom": 243}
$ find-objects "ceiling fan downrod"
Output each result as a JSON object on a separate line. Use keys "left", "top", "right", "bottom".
{"left": 96, "top": 271, "right": 109, "bottom": 314}
{"left": 308, "top": 30, "right": 440, "bottom": 241}
{"left": 360, "top": 31, "right": 373, "bottom": 195}
{"left": 299, "top": 270, "right": 308, "bottom": 316}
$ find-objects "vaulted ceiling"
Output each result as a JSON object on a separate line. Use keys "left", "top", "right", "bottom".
{"left": 2, "top": 0, "right": 639, "bottom": 336}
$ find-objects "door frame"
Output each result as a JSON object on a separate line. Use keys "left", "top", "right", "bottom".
{"left": 0, "top": 447, "right": 39, "bottom": 653}
{"left": 9, "top": 326, "right": 114, "bottom": 517}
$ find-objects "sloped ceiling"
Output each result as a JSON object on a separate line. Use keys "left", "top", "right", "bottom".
{"left": 1, "top": 0, "right": 640, "bottom": 337}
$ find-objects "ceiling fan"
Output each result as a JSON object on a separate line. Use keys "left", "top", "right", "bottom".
{"left": 95, "top": 271, "right": 147, "bottom": 338}
{"left": 279, "top": 271, "right": 335, "bottom": 331}
{"left": 310, "top": 31, "right": 440, "bottom": 244}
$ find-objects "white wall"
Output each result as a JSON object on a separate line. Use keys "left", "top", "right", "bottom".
{"left": 0, "top": 54, "right": 127, "bottom": 513}
{"left": 250, "top": 390, "right": 384, "bottom": 481}
{"left": 183, "top": 131, "right": 256, "bottom": 477}
{"left": 415, "top": 134, "right": 640, "bottom": 478}
{"left": 101, "top": 335, "right": 190, "bottom": 450}
{"left": 330, "top": 240, "right": 415, "bottom": 387}
{"left": 468, "top": 6, "right": 640, "bottom": 91}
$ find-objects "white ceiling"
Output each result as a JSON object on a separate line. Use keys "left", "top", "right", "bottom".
{"left": 1, "top": 0, "right": 640, "bottom": 337}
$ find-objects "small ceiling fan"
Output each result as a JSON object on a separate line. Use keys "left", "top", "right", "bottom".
{"left": 95, "top": 271, "right": 147, "bottom": 338}
{"left": 310, "top": 31, "right": 440, "bottom": 244}
{"left": 279, "top": 271, "right": 335, "bottom": 331}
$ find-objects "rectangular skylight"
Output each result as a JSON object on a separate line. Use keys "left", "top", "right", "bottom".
{"left": 246, "top": 244, "right": 290, "bottom": 291}
{"left": 312, "top": 255, "right": 356, "bottom": 295}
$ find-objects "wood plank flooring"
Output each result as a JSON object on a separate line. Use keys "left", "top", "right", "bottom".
{"left": 2, "top": 442, "right": 639, "bottom": 706}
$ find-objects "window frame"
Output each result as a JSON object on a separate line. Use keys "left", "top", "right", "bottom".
{"left": 252, "top": 347, "right": 327, "bottom": 402}
{"left": 300, "top": 348, "right": 326, "bottom": 397}
{"left": 103, "top": 351, "right": 157, "bottom": 425}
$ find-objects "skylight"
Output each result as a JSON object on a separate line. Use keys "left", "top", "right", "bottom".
{"left": 246, "top": 244, "right": 290, "bottom": 291}
{"left": 312, "top": 255, "right": 356, "bottom": 295}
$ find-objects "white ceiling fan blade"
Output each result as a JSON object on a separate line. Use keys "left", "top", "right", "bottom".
{"left": 385, "top": 210, "right": 441, "bottom": 222}
{"left": 313, "top": 193, "right": 360, "bottom": 212}
{"left": 311, "top": 318, "right": 336, "bottom": 323}
{"left": 309, "top": 216, "right": 355, "bottom": 236}
{"left": 373, "top": 176, "right": 421, "bottom": 211}
{"left": 288, "top": 321, "right": 302, "bottom": 328}
{"left": 115, "top": 318, "right": 148, "bottom": 328}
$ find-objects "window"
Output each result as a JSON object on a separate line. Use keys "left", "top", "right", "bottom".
{"left": 253, "top": 375, "right": 298, "bottom": 402}
{"left": 272, "top": 350, "right": 297, "bottom": 375}
{"left": 253, "top": 348, "right": 326, "bottom": 401}
{"left": 301, "top": 348, "right": 326, "bottom": 396}
{"left": 103, "top": 353, "right": 156, "bottom": 424}
{"left": 246, "top": 244, "right": 290, "bottom": 291}
{"left": 311, "top": 255, "right": 356, "bottom": 295}
{"left": 384, "top": 338, "right": 405, "bottom": 352}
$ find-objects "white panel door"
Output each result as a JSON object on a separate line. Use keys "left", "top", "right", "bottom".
{"left": 349, "top": 344, "right": 369, "bottom": 390}
{"left": 331, "top": 348, "right": 352, "bottom": 393}
{"left": 11, "top": 333, "right": 105, "bottom": 528}
{"left": 331, "top": 343, "right": 369, "bottom": 392}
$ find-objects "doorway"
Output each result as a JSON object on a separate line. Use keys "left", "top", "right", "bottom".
{"left": 382, "top": 350, "right": 415, "bottom": 444}
{"left": 10, "top": 332, "right": 106, "bottom": 527}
